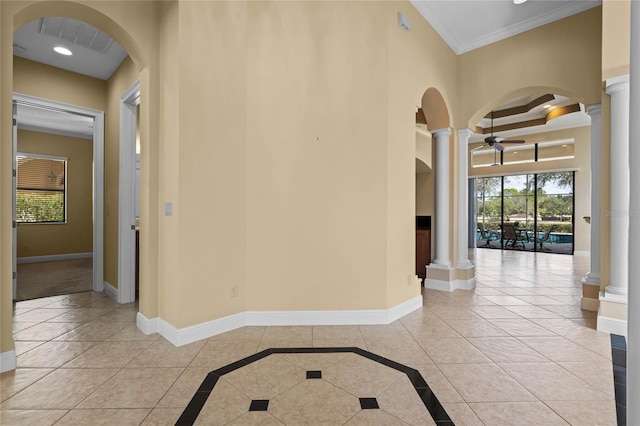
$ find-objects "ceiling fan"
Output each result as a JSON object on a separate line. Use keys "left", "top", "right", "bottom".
{"left": 479, "top": 110, "right": 526, "bottom": 152}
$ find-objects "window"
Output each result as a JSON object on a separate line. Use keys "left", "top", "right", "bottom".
{"left": 471, "top": 138, "right": 575, "bottom": 168}
{"left": 16, "top": 153, "right": 67, "bottom": 223}
{"left": 537, "top": 139, "right": 575, "bottom": 162}
{"left": 474, "top": 171, "right": 575, "bottom": 254}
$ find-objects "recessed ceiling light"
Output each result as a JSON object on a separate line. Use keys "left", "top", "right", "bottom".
{"left": 53, "top": 46, "right": 73, "bottom": 56}
{"left": 543, "top": 104, "right": 552, "bottom": 109}
{"left": 514, "top": 0, "right": 527, "bottom": 4}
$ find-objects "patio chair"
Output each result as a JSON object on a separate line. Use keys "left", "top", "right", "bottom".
{"left": 477, "top": 223, "right": 498, "bottom": 247}
{"left": 538, "top": 225, "right": 558, "bottom": 250}
{"left": 502, "top": 222, "right": 526, "bottom": 249}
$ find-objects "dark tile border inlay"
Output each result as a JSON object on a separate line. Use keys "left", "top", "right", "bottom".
{"left": 175, "top": 347, "right": 453, "bottom": 425}
{"left": 306, "top": 370, "right": 322, "bottom": 379}
{"left": 359, "top": 397, "right": 379, "bottom": 410}
{"left": 249, "top": 399, "right": 269, "bottom": 411}
{"left": 610, "top": 334, "right": 626, "bottom": 426}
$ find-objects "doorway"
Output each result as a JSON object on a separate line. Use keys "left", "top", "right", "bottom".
{"left": 117, "top": 81, "right": 140, "bottom": 304}
{"left": 12, "top": 93, "right": 105, "bottom": 300}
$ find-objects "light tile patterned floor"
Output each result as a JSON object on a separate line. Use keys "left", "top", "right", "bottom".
{"left": 1, "top": 249, "right": 617, "bottom": 425}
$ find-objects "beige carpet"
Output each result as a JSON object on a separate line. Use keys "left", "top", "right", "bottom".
{"left": 16, "top": 258, "right": 93, "bottom": 301}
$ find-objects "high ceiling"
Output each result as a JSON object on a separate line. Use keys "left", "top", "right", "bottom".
{"left": 12, "top": 3, "right": 599, "bottom": 140}
{"left": 410, "top": 0, "right": 601, "bottom": 55}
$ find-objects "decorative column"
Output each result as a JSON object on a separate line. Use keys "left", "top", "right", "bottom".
{"left": 598, "top": 75, "right": 629, "bottom": 338}
{"left": 581, "top": 104, "right": 601, "bottom": 310}
{"left": 628, "top": 1, "right": 640, "bottom": 423}
{"left": 432, "top": 127, "right": 452, "bottom": 267}
{"left": 426, "top": 128, "right": 460, "bottom": 291}
{"left": 457, "top": 129, "right": 473, "bottom": 269}
{"left": 605, "top": 75, "right": 630, "bottom": 298}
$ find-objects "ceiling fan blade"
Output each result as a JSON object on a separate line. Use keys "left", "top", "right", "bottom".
{"left": 500, "top": 139, "right": 525, "bottom": 144}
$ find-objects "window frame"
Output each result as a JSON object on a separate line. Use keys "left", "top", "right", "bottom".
{"left": 16, "top": 151, "right": 68, "bottom": 225}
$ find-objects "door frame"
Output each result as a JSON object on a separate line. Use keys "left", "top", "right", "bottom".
{"left": 12, "top": 101, "right": 17, "bottom": 299}
{"left": 12, "top": 93, "right": 105, "bottom": 295}
{"left": 117, "top": 81, "right": 140, "bottom": 304}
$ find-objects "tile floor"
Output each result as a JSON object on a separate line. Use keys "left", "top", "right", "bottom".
{"left": 1, "top": 249, "right": 617, "bottom": 425}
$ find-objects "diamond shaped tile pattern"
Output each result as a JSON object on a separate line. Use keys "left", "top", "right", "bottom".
{"left": 269, "top": 379, "right": 361, "bottom": 424}
{"left": 180, "top": 349, "right": 447, "bottom": 425}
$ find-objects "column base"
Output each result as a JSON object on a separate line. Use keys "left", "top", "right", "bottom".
{"left": 597, "top": 290, "right": 628, "bottom": 337}
{"left": 425, "top": 263, "right": 476, "bottom": 292}
{"left": 580, "top": 283, "right": 600, "bottom": 312}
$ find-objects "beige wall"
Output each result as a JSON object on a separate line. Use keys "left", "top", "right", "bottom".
{"left": 158, "top": 0, "right": 181, "bottom": 330}
{"left": 13, "top": 57, "right": 106, "bottom": 110}
{"left": 458, "top": 7, "right": 602, "bottom": 127}
{"left": 17, "top": 130, "right": 93, "bottom": 257}
{"left": 170, "top": 0, "right": 248, "bottom": 326}
{"left": 0, "top": 0, "right": 611, "bottom": 359}
{"left": 602, "top": 0, "right": 630, "bottom": 80}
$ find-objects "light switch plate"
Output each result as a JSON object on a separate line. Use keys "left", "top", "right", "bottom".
{"left": 164, "top": 202, "right": 173, "bottom": 216}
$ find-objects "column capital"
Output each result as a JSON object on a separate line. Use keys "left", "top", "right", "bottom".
{"left": 606, "top": 74, "right": 630, "bottom": 95}
{"left": 586, "top": 103, "right": 602, "bottom": 117}
{"left": 457, "top": 128, "right": 474, "bottom": 140}
{"left": 431, "top": 127, "right": 452, "bottom": 137}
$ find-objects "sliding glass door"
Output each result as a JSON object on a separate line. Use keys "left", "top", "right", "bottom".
{"left": 535, "top": 171, "right": 574, "bottom": 254}
{"left": 474, "top": 171, "right": 574, "bottom": 254}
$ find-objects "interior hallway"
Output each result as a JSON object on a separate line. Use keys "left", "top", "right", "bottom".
{"left": 1, "top": 249, "right": 616, "bottom": 425}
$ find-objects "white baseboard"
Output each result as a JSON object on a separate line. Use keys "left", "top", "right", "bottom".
{"left": 104, "top": 281, "right": 118, "bottom": 302}
{"left": 17, "top": 252, "right": 93, "bottom": 264}
{"left": 161, "top": 311, "right": 247, "bottom": 347}
{"left": 139, "top": 296, "right": 423, "bottom": 347}
{"left": 137, "top": 312, "right": 160, "bottom": 335}
{"left": 454, "top": 277, "right": 476, "bottom": 291}
{"left": 388, "top": 295, "right": 423, "bottom": 322}
{"left": 0, "top": 350, "right": 16, "bottom": 373}
{"left": 597, "top": 315, "right": 627, "bottom": 337}
{"left": 574, "top": 251, "right": 590, "bottom": 257}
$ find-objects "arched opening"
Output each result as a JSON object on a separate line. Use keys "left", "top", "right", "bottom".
{"left": 415, "top": 87, "right": 452, "bottom": 286}
{"left": 468, "top": 89, "right": 591, "bottom": 257}
{"left": 5, "top": 2, "right": 148, "bottom": 312}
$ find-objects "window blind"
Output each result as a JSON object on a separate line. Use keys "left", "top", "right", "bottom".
{"left": 16, "top": 153, "right": 66, "bottom": 223}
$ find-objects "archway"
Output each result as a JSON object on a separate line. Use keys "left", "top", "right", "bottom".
{"left": 2, "top": 0, "right": 151, "bottom": 372}
{"left": 466, "top": 86, "right": 599, "bottom": 310}
{"left": 415, "top": 87, "right": 470, "bottom": 291}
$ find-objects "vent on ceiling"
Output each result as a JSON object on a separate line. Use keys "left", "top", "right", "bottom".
{"left": 38, "top": 17, "right": 114, "bottom": 54}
